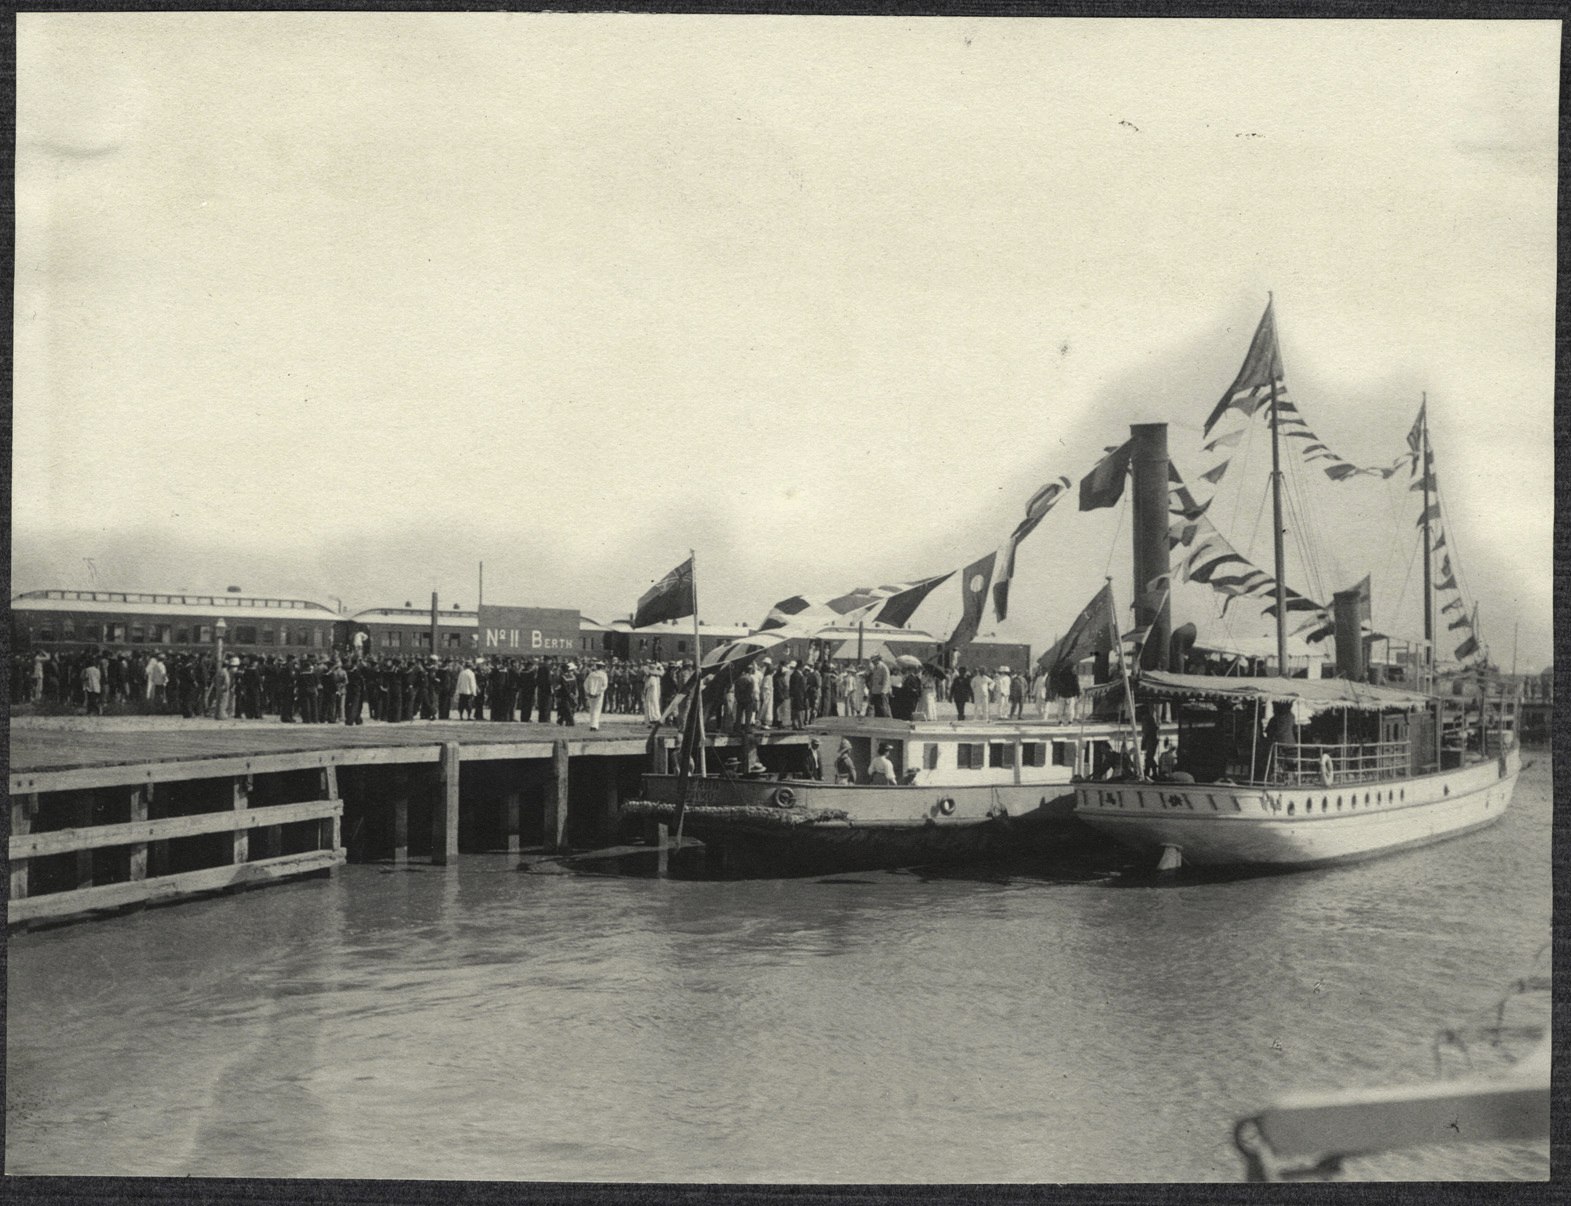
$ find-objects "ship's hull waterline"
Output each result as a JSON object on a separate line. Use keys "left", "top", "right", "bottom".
{"left": 1072, "top": 747, "right": 1520, "bottom": 869}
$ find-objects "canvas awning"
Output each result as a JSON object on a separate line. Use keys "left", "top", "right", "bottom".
{"left": 1138, "top": 670, "right": 1433, "bottom": 713}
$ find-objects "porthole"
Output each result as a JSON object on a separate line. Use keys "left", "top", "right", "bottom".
{"left": 1336, "top": 797, "right": 1343, "bottom": 810}
{"left": 1364, "top": 792, "right": 1370, "bottom": 805}
{"left": 1443, "top": 785, "right": 1449, "bottom": 797}
{"left": 1321, "top": 797, "right": 1329, "bottom": 812}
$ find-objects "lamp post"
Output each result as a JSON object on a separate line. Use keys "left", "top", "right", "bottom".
{"left": 212, "top": 617, "right": 228, "bottom": 719}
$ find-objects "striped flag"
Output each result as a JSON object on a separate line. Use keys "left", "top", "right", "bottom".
{"left": 993, "top": 474, "right": 1071, "bottom": 620}
{"left": 1203, "top": 300, "right": 1284, "bottom": 436}
{"left": 758, "top": 574, "right": 954, "bottom": 634}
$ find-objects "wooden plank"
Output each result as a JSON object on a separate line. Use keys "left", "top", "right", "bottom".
{"left": 232, "top": 775, "right": 250, "bottom": 866}
{"left": 11, "top": 794, "right": 36, "bottom": 900}
{"left": 8, "top": 744, "right": 442, "bottom": 795}
{"left": 128, "top": 787, "right": 148, "bottom": 882}
{"left": 322, "top": 765, "right": 341, "bottom": 855}
{"left": 74, "top": 793, "right": 95, "bottom": 890}
{"left": 11, "top": 800, "right": 343, "bottom": 859}
{"left": 8, "top": 848, "right": 345, "bottom": 925}
{"left": 432, "top": 742, "right": 460, "bottom": 865}
{"left": 545, "top": 739, "right": 570, "bottom": 853}
{"left": 446, "top": 742, "right": 558, "bottom": 763}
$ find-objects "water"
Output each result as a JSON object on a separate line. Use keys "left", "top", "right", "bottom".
{"left": 6, "top": 759, "right": 1551, "bottom": 1182}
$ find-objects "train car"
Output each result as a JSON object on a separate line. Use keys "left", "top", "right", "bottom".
{"left": 341, "top": 606, "right": 615, "bottom": 660}
{"left": 10, "top": 589, "right": 341, "bottom": 656}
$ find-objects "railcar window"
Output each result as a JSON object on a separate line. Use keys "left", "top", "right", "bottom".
{"left": 61, "top": 621, "right": 76, "bottom": 640}
{"left": 130, "top": 625, "right": 145, "bottom": 644}
{"left": 260, "top": 628, "right": 274, "bottom": 646}
{"left": 198, "top": 626, "right": 211, "bottom": 643}
{"left": 82, "top": 624, "right": 102, "bottom": 642}
{"left": 153, "top": 625, "right": 172, "bottom": 644}
{"left": 234, "top": 626, "right": 257, "bottom": 645}
{"left": 109, "top": 623, "right": 127, "bottom": 642}
{"left": 36, "top": 626, "right": 55, "bottom": 642}
{"left": 175, "top": 627, "right": 189, "bottom": 644}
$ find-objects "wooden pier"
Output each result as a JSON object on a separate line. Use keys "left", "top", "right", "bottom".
{"left": 8, "top": 720, "right": 807, "bottom": 927}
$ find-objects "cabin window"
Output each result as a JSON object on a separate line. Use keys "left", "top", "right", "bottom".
{"left": 1022, "top": 742, "right": 1047, "bottom": 767}
{"left": 234, "top": 626, "right": 257, "bottom": 645}
{"left": 956, "top": 743, "right": 985, "bottom": 769}
{"left": 1051, "top": 740, "right": 1075, "bottom": 767}
{"left": 989, "top": 743, "right": 1015, "bottom": 769}
{"left": 924, "top": 743, "right": 940, "bottom": 770}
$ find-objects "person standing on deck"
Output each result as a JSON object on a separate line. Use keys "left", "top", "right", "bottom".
{"left": 995, "top": 667, "right": 1012, "bottom": 717}
{"left": 1140, "top": 706, "right": 1160, "bottom": 777}
{"left": 868, "top": 743, "right": 896, "bottom": 785}
{"left": 972, "top": 666, "right": 994, "bottom": 722}
{"left": 643, "top": 661, "right": 664, "bottom": 724}
{"left": 584, "top": 659, "right": 608, "bottom": 730}
{"left": 834, "top": 738, "right": 857, "bottom": 783}
{"left": 81, "top": 659, "right": 103, "bottom": 715}
{"left": 788, "top": 661, "right": 807, "bottom": 730}
{"left": 455, "top": 661, "right": 478, "bottom": 720}
{"left": 734, "top": 661, "right": 757, "bottom": 730}
{"left": 757, "top": 659, "right": 775, "bottom": 728}
{"left": 1008, "top": 669, "right": 1025, "bottom": 720}
{"left": 556, "top": 662, "right": 579, "bottom": 726}
{"left": 921, "top": 668, "right": 939, "bottom": 721}
{"left": 536, "top": 657, "right": 554, "bottom": 724}
{"left": 1260, "top": 700, "right": 1297, "bottom": 778}
{"left": 867, "top": 654, "right": 891, "bottom": 718}
{"left": 951, "top": 665, "right": 972, "bottom": 720}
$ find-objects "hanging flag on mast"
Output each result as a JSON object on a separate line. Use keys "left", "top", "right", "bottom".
{"left": 1079, "top": 441, "right": 1134, "bottom": 511}
{"left": 633, "top": 556, "right": 696, "bottom": 628}
{"left": 1035, "top": 581, "right": 1118, "bottom": 678}
{"left": 1203, "top": 299, "right": 1284, "bottom": 436}
{"left": 993, "top": 474, "right": 1072, "bottom": 620}
{"left": 944, "top": 551, "right": 997, "bottom": 651}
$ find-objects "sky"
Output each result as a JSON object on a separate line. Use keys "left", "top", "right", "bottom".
{"left": 13, "top": 15, "right": 1559, "bottom": 671}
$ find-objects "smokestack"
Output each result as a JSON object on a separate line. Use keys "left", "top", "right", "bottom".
{"left": 1332, "top": 586, "right": 1366, "bottom": 681}
{"left": 1130, "top": 423, "right": 1173, "bottom": 672}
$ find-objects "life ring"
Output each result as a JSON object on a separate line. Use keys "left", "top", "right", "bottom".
{"left": 773, "top": 786, "right": 796, "bottom": 809}
{"left": 937, "top": 797, "right": 956, "bottom": 816}
{"left": 1319, "top": 754, "right": 1335, "bottom": 785}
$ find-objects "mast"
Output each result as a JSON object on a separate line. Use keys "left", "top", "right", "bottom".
{"left": 690, "top": 548, "right": 706, "bottom": 778}
{"left": 1268, "top": 295, "right": 1288, "bottom": 677}
{"left": 1420, "top": 394, "right": 1433, "bottom": 689}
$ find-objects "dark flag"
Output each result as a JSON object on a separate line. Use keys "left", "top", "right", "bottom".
{"left": 1079, "top": 440, "right": 1134, "bottom": 511}
{"left": 993, "top": 474, "right": 1071, "bottom": 620}
{"left": 633, "top": 557, "right": 695, "bottom": 628}
{"left": 876, "top": 572, "right": 954, "bottom": 627}
{"left": 1204, "top": 299, "right": 1284, "bottom": 436}
{"left": 944, "top": 552, "right": 997, "bottom": 650}
{"left": 1454, "top": 634, "right": 1479, "bottom": 661}
{"left": 1036, "top": 582, "right": 1118, "bottom": 678}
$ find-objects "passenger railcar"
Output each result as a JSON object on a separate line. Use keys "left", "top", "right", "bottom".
{"left": 11, "top": 590, "right": 340, "bottom": 655}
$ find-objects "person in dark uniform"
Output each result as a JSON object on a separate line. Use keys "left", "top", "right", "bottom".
{"left": 298, "top": 659, "right": 320, "bottom": 724}
{"left": 555, "top": 662, "right": 578, "bottom": 726}
{"left": 535, "top": 658, "right": 554, "bottom": 724}
{"left": 437, "top": 659, "right": 455, "bottom": 721}
{"left": 278, "top": 657, "right": 298, "bottom": 722}
{"left": 1140, "top": 706, "right": 1160, "bottom": 778}
{"left": 345, "top": 657, "right": 364, "bottom": 725}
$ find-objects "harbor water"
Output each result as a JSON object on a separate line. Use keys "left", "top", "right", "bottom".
{"left": 6, "top": 759, "right": 1551, "bottom": 1182}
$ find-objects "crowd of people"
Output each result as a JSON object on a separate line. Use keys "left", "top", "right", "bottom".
{"left": 12, "top": 649, "right": 706, "bottom": 729}
{"left": 13, "top": 647, "right": 1084, "bottom": 729}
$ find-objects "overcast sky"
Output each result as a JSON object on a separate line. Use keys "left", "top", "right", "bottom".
{"left": 13, "top": 15, "right": 1559, "bottom": 670}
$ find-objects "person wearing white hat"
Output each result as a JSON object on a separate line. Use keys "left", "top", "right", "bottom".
{"left": 995, "top": 666, "right": 1012, "bottom": 719}
{"left": 584, "top": 660, "right": 608, "bottom": 730}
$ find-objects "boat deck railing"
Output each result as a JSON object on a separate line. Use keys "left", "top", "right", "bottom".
{"left": 1271, "top": 741, "right": 1409, "bottom": 786}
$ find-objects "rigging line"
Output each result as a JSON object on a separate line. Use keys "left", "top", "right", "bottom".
{"left": 1102, "top": 484, "right": 1130, "bottom": 583}
{"left": 1390, "top": 526, "right": 1422, "bottom": 635}
{"left": 1278, "top": 447, "right": 1325, "bottom": 604}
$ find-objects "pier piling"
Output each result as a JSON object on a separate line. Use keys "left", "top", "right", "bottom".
{"left": 546, "top": 740, "right": 570, "bottom": 853}
{"left": 433, "top": 743, "right": 460, "bottom": 866}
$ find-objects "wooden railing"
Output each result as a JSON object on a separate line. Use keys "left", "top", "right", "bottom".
{"left": 1271, "top": 741, "right": 1410, "bottom": 786}
{"left": 9, "top": 768, "right": 344, "bottom": 927}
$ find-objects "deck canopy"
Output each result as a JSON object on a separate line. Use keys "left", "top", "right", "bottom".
{"left": 1138, "top": 671, "right": 1433, "bottom": 713}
